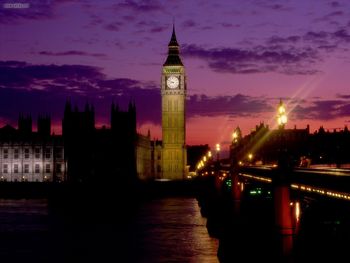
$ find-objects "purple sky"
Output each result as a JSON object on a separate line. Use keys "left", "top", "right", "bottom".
{"left": 1, "top": 0, "right": 350, "bottom": 153}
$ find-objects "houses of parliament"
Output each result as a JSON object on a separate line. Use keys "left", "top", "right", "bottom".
{"left": 0, "top": 27, "right": 188, "bottom": 182}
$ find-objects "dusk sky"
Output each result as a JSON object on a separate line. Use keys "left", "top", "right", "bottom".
{"left": 1, "top": 0, "right": 350, "bottom": 153}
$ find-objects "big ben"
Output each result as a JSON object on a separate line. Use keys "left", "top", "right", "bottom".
{"left": 161, "top": 26, "right": 187, "bottom": 180}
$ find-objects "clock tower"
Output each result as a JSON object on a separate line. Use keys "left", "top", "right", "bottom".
{"left": 161, "top": 26, "right": 187, "bottom": 180}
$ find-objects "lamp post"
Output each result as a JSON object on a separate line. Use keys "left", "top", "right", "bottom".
{"left": 275, "top": 99, "right": 293, "bottom": 258}
{"left": 215, "top": 143, "right": 220, "bottom": 161}
{"left": 277, "top": 99, "right": 287, "bottom": 130}
{"left": 277, "top": 99, "right": 288, "bottom": 170}
{"left": 232, "top": 131, "right": 238, "bottom": 143}
{"left": 248, "top": 153, "right": 253, "bottom": 165}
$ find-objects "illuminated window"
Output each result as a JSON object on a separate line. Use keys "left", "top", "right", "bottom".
{"left": 24, "top": 164, "right": 29, "bottom": 173}
{"left": 3, "top": 149, "right": 8, "bottom": 159}
{"left": 35, "top": 148, "right": 41, "bottom": 159}
{"left": 45, "top": 148, "right": 51, "bottom": 159}
{"left": 14, "top": 164, "right": 19, "bottom": 173}
{"left": 14, "top": 149, "right": 19, "bottom": 159}
{"left": 45, "top": 164, "right": 50, "bottom": 173}
{"left": 3, "top": 164, "right": 8, "bottom": 174}
{"left": 24, "top": 148, "right": 30, "bottom": 159}
{"left": 35, "top": 164, "right": 40, "bottom": 173}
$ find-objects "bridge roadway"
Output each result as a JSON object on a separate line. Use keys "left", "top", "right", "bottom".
{"left": 237, "top": 165, "right": 350, "bottom": 201}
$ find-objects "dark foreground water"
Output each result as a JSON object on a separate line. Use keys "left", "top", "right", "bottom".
{"left": 2, "top": 181, "right": 350, "bottom": 263}
{"left": 0, "top": 197, "right": 218, "bottom": 263}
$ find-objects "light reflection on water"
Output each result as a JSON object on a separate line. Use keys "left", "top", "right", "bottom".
{"left": 130, "top": 198, "right": 219, "bottom": 263}
{"left": 0, "top": 199, "right": 48, "bottom": 232}
{"left": 0, "top": 197, "right": 219, "bottom": 263}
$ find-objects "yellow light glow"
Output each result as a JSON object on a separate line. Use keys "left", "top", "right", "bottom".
{"left": 290, "top": 183, "right": 350, "bottom": 201}
{"left": 248, "top": 153, "right": 253, "bottom": 160}
{"left": 232, "top": 131, "right": 237, "bottom": 139}
{"left": 278, "top": 105, "right": 285, "bottom": 114}
{"left": 295, "top": 202, "right": 300, "bottom": 222}
{"left": 240, "top": 173, "right": 272, "bottom": 183}
{"left": 216, "top": 143, "right": 220, "bottom": 151}
{"left": 208, "top": 151, "right": 212, "bottom": 157}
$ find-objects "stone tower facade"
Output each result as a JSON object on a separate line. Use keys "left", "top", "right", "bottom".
{"left": 161, "top": 26, "right": 187, "bottom": 180}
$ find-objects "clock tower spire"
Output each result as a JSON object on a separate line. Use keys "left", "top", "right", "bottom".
{"left": 163, "top": 24, "right": 183, "bottom": 66}
{"left": 160, "top": 26, "right": 187, "bottom": 180}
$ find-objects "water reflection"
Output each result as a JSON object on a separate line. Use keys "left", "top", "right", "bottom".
{"left": 130, "top": 198, "right": 219, "bottom": 263}
{"left": 0, "top": 197, "right": 219, "bottom": 263}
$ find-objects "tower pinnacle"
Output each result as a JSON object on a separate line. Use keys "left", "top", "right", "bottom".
{"left": 163, "top": 25, "right": 183, "bottom": 66}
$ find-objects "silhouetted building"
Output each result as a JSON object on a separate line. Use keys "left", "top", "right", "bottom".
{"left": 229, "top": 123, "right": 350, "bottom": 168}
{"left": 62, "top": 101, "right": 138, "bottom": 183}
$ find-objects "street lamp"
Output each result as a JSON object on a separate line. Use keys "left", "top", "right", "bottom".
{"left": 277, "top": 99, "right": 288, "bottom": 169}
{"left": 216, "top": 143, "right": 220, "bottom": 161}
{"left": 248, "top": 153, "right": 253, "bottom": 160}
{"left": 232, "top": 131, "right": 238, "bottom": 142}
{"left": 277, "top": 99, "right": 287, "bottom": 130}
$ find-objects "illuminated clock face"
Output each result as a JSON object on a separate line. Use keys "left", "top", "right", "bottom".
{"left": 167, "top": 75, "right": 179, "bottom": 89}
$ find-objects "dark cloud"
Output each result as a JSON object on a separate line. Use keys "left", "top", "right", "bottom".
{"left": 303, "top": 31, "right": 329, "bottom": 41}
{"left": 268, "top": 29, "right": 350, "bottom": 46}
{"left": 267, "top": 35, "right": 301, "bottom": 44}
{"left": 182, "top": 44, "right": 319, "bottom": 75}
{"left": 219, "top": 23, "right": 240, "bottom": 28}
{"left": 187, "top": 94, "right": 274, "bottom": 118}
{"left": 266, "top": 28, "right": 350, "bottom": 58}
{"left": 104, "top": 22, "right": 123, "bottom": 32}
{"left": 254, "top": 1, "right": 290, "bottom": 11}
{"left": 0, "top": 61, "right": 104, "bottom": 88}
{"left": 115, "top": 0, "right": 163, "bottom": 12}
{"left": 292, "top": 99, "right": 350, "bottom": 120}
{"left": 330, "top": 1, "right": 341, "bottom": 8}
{"left": 86, "top": 14, "right": 104, "bottom": 28}
{"left": 336, "top": 94, "right": 350, "bottom": 99}
{"left": 149, "top": 26, "right": 168, "bottom": 33}
{"left": 333, "top": 29, "right": 350, "bottom": 42}
{"left": 182, "top": 20, "right": 196, "bottom": 28}
{"left": 0, "top": 61, "right": 161, "bottom": 127}
{"left": 330, "top": 10, "right": 343, "bottom": 16}
{"left": 38, "top": 50, "right": 106, "bottom": 58}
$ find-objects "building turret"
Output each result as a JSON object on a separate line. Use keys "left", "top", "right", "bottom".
{"left": 38, "top": 115, "right": 51, "bottom": 137}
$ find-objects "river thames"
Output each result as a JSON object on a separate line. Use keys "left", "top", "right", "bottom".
{"left": 0, "top": 197, "right": 219, "bottom": 263}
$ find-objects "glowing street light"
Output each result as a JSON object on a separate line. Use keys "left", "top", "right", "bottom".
{"left": 216, "top": 143, "right": 220, "bottom": 161}
{"left": 277, "top": 99, "right": 288, "bottom": 129}
{"left": 277, "top": 99, "right": 289, "bottom": 169}
{"left": 248, "top": 153, "right": 253, "bottom": 160}
{"left": 232, "top": 131, "right": 238, "bottom": 141}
